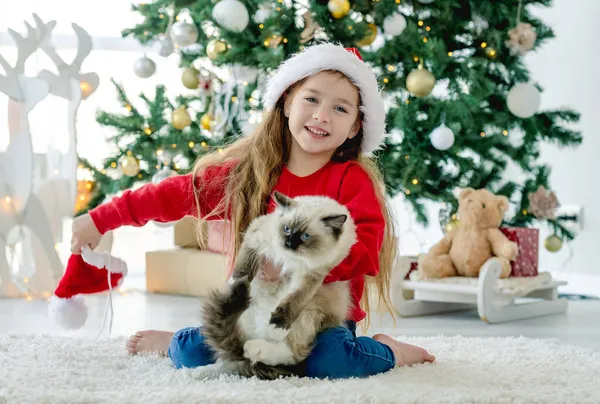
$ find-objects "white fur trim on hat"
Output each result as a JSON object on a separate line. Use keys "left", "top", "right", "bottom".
{"left": 81, "top": 246, "right": 128, "bottom": 276}
{"left": 263, "top": 42, "right": 387, "bottom": 155}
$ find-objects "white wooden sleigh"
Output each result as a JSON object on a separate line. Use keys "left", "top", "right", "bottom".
{"left": 391, "top": 258, "right": 568, "bottom": 323}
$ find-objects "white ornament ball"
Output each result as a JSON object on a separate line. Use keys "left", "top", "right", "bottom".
{"left": 212, "top": 0, "right": 250, "bottom": 33}
{"left": 383, "top": 13, "right": 407, "bottom": 36}
{"left": 170, "top": 20, "right": 199, "bottom": 47}
{"left": 156, "top": 34, "right": 174, "bottom": 57}
{"left": 253, "top": 6, "right": 272, "bottom": 24}
{"left": 152, "top": 166, "right": 177, "bottom": 184}
{"left": 430, "top": 124, "right": 455, "bottom": 150}
{"left": 134, "top": 56, "right": 156, "bottom": 78}
{"left": 507, "top": 82, "right": 541, "bottom": 118}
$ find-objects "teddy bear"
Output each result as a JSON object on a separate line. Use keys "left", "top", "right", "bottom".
{"left": 418, "top": 188, "right": 519, "bottom": 279}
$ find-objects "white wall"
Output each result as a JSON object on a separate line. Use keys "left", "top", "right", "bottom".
{"left": 393, "top": 0, "right": 599, "bottom": 292}
{"left": 526, "top": 0, "right": 599, "bottom": 278}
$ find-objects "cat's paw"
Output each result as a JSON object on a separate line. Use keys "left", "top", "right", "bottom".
{"left": 185, "top": 364, "right": 223, "bottom": 380}
{"left": 269, "top": 306, "right": 292, "bottom": 329}
{"left": 243, "top": 339, "right": 271, "bottom": 364}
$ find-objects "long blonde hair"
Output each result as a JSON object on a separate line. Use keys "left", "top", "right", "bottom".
{"left": 192, "top": 72, "right": 397, "bottom": 330}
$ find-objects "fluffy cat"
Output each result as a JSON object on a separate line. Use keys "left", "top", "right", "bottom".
{"left": 195, "top": 191, "right": 356, "bottom": 380}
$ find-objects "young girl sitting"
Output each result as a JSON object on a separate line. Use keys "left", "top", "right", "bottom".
{"left": 71, "top": 43, "right": 435, "bottom": 379}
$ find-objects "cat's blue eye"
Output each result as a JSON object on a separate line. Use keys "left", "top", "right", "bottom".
{"left": 301, "top": 233, "right": 311, "bottom": 241}
{"left": 283, "top": 225, "right": 291, "bottom": 234}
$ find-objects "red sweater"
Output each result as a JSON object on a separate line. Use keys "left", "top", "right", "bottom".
{"left": 89, "top": 160, "right": 385, "bottom": 323}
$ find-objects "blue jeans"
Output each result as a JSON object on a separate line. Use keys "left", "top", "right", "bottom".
{"left": 168, "top": 321, "right": 396, "bottom": 379}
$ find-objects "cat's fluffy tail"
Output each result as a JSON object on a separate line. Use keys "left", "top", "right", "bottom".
{"left": 201, "top": 276, "right": 251, "bottom": 363}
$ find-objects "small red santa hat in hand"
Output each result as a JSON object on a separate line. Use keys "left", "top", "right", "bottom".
{"left": 49, "top": 246, "right": 127, "bottom": 329}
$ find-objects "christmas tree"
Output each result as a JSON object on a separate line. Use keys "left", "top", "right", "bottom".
{"left": 80, "top": 0, "right": 581, "bottom": 244}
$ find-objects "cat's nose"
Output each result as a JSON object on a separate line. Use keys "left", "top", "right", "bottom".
{"left": 285, "top": 239, "right": 299, "bottom": 250}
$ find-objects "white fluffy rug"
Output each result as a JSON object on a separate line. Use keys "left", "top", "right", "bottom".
{"left": 1, "top": 334, "right": 598, "bottom": 404}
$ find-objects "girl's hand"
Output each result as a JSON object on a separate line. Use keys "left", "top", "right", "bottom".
{"left": 70, "top": 213, "right": 102, "bottom": 254}
{"left": 259, "top": 259, "right": 282, "bottom": 282}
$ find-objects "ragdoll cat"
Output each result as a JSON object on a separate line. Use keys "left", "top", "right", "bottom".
{"left": 196, "top": 191, "right": 356, "bottom": 380}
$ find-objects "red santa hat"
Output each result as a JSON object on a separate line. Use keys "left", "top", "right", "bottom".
{"left": 49, "top": 247, "right": 127, "bottom": 330}
{"left": 262, "top": 42, "right": 387, "bottom": 155}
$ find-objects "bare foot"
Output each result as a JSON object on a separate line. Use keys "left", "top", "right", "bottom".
{"left": 373, "top": 333, "right": 435, "bottom": 367}
{"left": 126, "top": 330, "right": 174, "bottom": 356}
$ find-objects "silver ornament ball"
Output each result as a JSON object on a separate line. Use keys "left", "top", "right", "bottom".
{"left": 156, "top": 34, "right": 174, "bottom": 57}
{"left": 134, "top": 56, "right": 156, "bottom": 78}
{"left": 170, "top": 20, "right": 199, "bottom": 47}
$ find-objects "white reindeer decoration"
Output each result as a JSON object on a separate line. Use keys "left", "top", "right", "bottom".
{"left": 0, "top": 14, "right": 100, "bottom": 298}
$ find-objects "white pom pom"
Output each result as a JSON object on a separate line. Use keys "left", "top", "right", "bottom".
{"left": 49, "top": 295, "right": 88, "bottom": 330}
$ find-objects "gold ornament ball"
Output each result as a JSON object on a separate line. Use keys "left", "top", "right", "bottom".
{"left": 172, "top": 106, "right": 192, "bottom": 130}
{"left": 181, "top": 67, "right": 200, "bottom": 89}
{"left": 406, "top": 63, "right": 436, "bottom": 98}
{"left": 328, "top": 0, "right": 350, "bottom": 19}
{"left": 444, "top": 218, "right": 461, "bottom": 234}
{"left": 356, "top": 23, "right": 378, "bottom": 47}
{"left": 544, "top": 234, "right": 563, "bottom": 253}
{"left": 200, "top": 112, "right": 214, "bottom": 130}
{"left": 206, "top": 39, "right": 228, "bottom": 61}
{"left": 121, "top": 156, "right": 140, "bottom": 177}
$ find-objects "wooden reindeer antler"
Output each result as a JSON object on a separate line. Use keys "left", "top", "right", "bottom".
{"left": 33, "top": 13, "right": 99, "bottom": 100}
{"left": 0, "top": 21, "right": 44, "bottom": 101}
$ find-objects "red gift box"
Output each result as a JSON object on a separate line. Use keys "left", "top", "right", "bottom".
{"left": 499, "top": 227, "right": 539, "bottom": 277}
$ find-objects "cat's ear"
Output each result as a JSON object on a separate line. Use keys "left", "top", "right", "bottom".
{"left": 321, "top": 214, "right": 347, "bottom": 232}
{"left": 272, "top": 191, "right": 295, "bottom": 208}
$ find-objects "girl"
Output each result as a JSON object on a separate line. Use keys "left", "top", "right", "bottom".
{"left": 71, "top": 43, "right": 435, "bottom": 379}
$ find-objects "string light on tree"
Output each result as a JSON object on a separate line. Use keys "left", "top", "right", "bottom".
{"left": 200, "top": 112, "right": 214, "bottom": 130}
{"left": 485, "top": 47, "right": 498, "bottom": 60}
{"left": 212, "top": 0, "right": 249, "bottom": 33}
{"left": 507, "top": 82, "right": 541, "bottom": 118}
{"left": 429, "top": 113, "right": 455, "bottom": 150}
